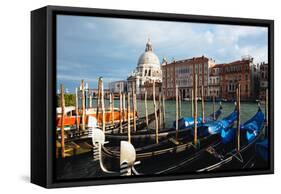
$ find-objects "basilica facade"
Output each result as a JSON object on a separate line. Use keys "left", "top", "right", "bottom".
{"left": 127, "top": 38, "right": 162, "bottom": 96}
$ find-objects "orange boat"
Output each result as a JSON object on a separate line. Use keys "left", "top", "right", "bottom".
{"left": 57, "top": 110, "right": 137, "bottom": 128}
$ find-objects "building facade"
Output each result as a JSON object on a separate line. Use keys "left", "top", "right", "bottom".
{"left": 127, "top": 38, "right": 162, "bottom": 95}
{"left": 209, "top": 64, "right": 222, "bottom": 98}
{"left": 162, "top": 56, "right": 216, "bottom": 99}
{"left": 220, "top": 56, "right": 259, "bottom": 101}
{"left": 108, "top": 80, "right": 127, "bottom": 94}
{"left": 259, "top": 62, "right": 268, "bottom": 100}
{"left": 140, "top": 81, "right": 162, "bottom": 100}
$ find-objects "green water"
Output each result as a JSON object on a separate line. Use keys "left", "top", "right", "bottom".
{"left": 88, "top": 99, "right": 264, "bottom": 128}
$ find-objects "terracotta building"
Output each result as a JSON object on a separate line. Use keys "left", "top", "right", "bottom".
{"left": 219, "top": 56, "right": 259, "bottom": 101}
{"left": 162, "top": 56, "right": 216, "bottom": 99}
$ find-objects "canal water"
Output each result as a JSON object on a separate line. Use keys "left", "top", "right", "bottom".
{"left": 86, "top": 99, "right": 264, "bottom": 128}
{"left": 56, "top": 101, "right": 266, "bottom": 180}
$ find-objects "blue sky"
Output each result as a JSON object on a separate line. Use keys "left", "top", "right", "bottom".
{"left": 57, "top": 15, "right": 268, "bottom": 93}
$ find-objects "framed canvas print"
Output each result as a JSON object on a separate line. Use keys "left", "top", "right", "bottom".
{"left": 31, "top": 5, "right": 274, "bottom": 188}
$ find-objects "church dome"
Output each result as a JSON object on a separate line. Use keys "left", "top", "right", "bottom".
{"left": 137, "top": 38, "right": 160, "bottom": 67}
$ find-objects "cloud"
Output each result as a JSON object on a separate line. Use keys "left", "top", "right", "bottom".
{"left": 57, "top": 15, "right": 268, "bottom": 91}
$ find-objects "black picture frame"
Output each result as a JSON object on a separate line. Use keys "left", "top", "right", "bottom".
{"left": 31, "top": 5, "right": 274, "bottom": 188}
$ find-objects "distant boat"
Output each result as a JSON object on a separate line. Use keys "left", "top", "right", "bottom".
{"left": 183, "top": 97, "right": 201, "bottom": 101}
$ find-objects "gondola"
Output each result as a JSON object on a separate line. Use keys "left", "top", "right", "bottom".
{"left": 256, "top": 138, "right": 268, "bottom": 162}
{"left": 99, "top": 108, "right": 237, "bottom": 173}
{"left": 104, "top": 105, "right": 223, "bottom": 145}
{"left": 160, "top": 107, "right": 265, "bottom": 174}
{"left": 57, "top": 110, "right": 158, "bottom": 143}
{"left": 173, "top": 104, "right": 223, "bottom": 130}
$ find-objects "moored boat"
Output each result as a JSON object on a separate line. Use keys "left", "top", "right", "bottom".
{"left": 105, "top": 106, "right": 223, "bottom": 145}
{"left": 100, "top": 108, "right": 237, "bottom": 172}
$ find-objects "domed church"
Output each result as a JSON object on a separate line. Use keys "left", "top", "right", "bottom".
{"left": 127, "top": 38, "right": 162, "bottom": 95}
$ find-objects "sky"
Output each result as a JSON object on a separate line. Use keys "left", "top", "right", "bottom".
{"left": 57, "top": 15, "right": 268, "bottom": 93}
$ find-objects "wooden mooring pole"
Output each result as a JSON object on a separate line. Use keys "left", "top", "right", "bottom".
{"left": 60, "top": 84, "right": 65, "bottom": 158}
{"left": 101, "top": 78, "right": 105, "bottom": 132}
{"left": 191, "top": 88, "right": 194, "bottom": 117}
{"left": 176, "top": 85, "right": 179, "bottom": 140}
{"left": 194, "top": 75, "right": 198, "bottom": 146}
{"left": 89, "top": 90, "right": 92, "bottom": 108}
{"left": 159, "top": 93, "right": 162, "bottom": 129}
{"left": 145, "top": 90, "right": 149, "bottom": 127}
{"left": 153, "top": 81, "right": 159, "bottom": 144}
{"left": 81, "top": 80, "right": 85, "bottom": 130}
{"left": 109, "top": 93, "right": 112, "bottom": 122}
{"left": 133, "top": 84, "right": 137, "bottom": 132}
{"left": 75, "top": 87, "right": 79, "bottom": 130}
{"left": 96, "top": 78, "right": 101, "bottom": 127}
{"left": 123, "top": 93, "right": 126, "bottom": 122}
{"left": 127, "top": 92, "right": 131, "bottom": 143}
{"left": 236, "top": 84, "right": 241, "bottom": 152}
{"left": 179, "top": 90, "right": 182, "bottom": 118}
{"left": 213, "top": 95, "right": 215, "bottom": 120}
{"left": 119, "top": 91, "right": 123, "bottom": 133}
{"left": 111, "top": 93, "right": 112, "bottom": 124}
{"left": 265, "top": 88, "right": 268, "bottom": 137}
{"left": 162, "top": 94, "right": 166, "bottom": 128}
{"left": 201, "top": 86, "right": 205, "bottom": 123}
{"left": 110, "top": 93, "right": 115, "bottom": 125}
{"left": 265, "top": 88, "right": 268, "bottom": 126}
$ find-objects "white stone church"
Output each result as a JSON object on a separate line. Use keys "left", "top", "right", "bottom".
{"left": 127, "top": 38, "right": 163, "bottom": 95}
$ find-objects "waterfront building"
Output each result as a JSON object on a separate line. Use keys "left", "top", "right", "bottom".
{"left": 162, "top": 56, "right": 216, "bottom": 99}
{"left": 209, "top": 64, "right": 222, "bottom": 98}
{"left": 219, "top": 56, "right": 259, "bottom": 101}
{"left": 140, "top": 81, "right": 162, "bottom": 99}
{"left": 108, "top": 80, "right": 127, "bottom": 94}
{"left": 127, "top": 38, "right": 162, "bottom": 95}
{"left": 259, "top": 62, "right": 268, "bottom": 100}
